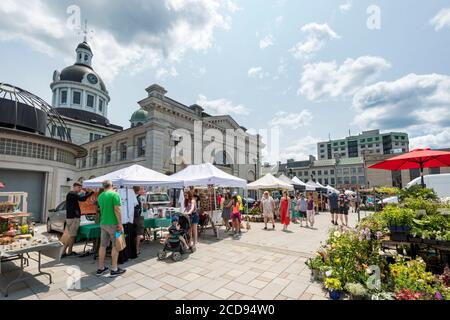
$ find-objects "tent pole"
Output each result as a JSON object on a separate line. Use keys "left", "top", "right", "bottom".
{"left": 420, "top": 159, "right": 425, "bottom": 188}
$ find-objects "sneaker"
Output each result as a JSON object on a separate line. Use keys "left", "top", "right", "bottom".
{"left": 273, "top": 224, "right": 276, "bottom": 229}
{"left": 68, "top": 251, "right": 79, "bottom": 256}
{"left": 110, "top": 268, "right": 126, "bottom": 277}
{"left": 96, "top": 267, "right": 109, "bottom": 276}
{"left": 264, "top": 227, "right": 268, "bottom": 230}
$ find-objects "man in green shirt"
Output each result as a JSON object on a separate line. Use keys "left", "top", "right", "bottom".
{"left": 96, "top": 180, "right": 126, "bottom": 277}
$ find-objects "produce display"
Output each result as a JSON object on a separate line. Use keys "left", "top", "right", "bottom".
{"left": 0, "top": 202, "right": 19, "bottom": 214}
{"left": 306, "top": 186, "right": 450, "bottom": 300}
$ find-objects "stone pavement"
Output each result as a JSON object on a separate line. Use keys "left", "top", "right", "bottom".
{"left": 0, "top": 211, "right": 361, "bottom": 300}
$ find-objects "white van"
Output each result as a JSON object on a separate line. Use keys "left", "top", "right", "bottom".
{"left": 406, "top": 173, "right": 450, "bottom": 198}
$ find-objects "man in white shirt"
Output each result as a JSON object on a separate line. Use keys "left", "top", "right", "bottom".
{"left": 260, "top": 191, "right": 275, "bottom": 230}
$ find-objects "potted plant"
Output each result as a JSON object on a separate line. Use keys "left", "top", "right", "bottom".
{"left": 344, "top": 283, "right": 368, "bottom": 300}
{"left": 306, "top": 255, "right": 325, "bottom": 281}
{"left": 324, "top": 277, "right": 342, "bottom": 300}
{"left": 383, "top": 206, "right": 414, "bottom": 241}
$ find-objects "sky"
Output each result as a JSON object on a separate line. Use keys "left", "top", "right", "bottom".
{"left": 1, "top": 0, "right": 450, "bottom": 164}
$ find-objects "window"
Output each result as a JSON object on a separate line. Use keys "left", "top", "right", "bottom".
{"left": 358, "top": 176, "right": 365, "bottom": 186}
{"left": 304, "top": 171, "right": 308, "bottom": 176}
{"left": 333, "top": 142, "right": 338, "bottom": 146}
{"left": 320, "top": 156, "right": 325, "bottom": 159}
{"left": 312, "top": 171, "right": 316, "bottom": 176}
{"left": 401, "top": 142, "right": 405, "bottom": 146}
{"left": 351, "top": 167, "right": 357, "bottom": 174}
{"left": 60, "top": 90, "right": 67, "bottom": 104}
{"left": 91, "top": 149, "right": 98, "bottom": 167}
{"left": 375, "top": 137, "right": 379, "bottom": 141}
{"left": 368, "top": 144, "right": 373, "bottom": 148}
{"left": 340, "top": 147, "right": 345, "bottom": 151}
{"left": 344, "top": 177, "right": 350, "bottom": 185}
{"left": 87, "top": 94, "right": 95, "bottom": 108}
{"left": 78, "top": 53, "right": 82, "bottom": 60}
{"left": 361, "top": 139, "right": 365, "bottom": 143}
{"left": 429, "top": 167, "right": 441, "bottom": 175}
{"left": 361, "top": 145, "right": 366, "bottom": 148}
{"left": 99, "top": 99, "right": 104, "bottom": 112}
{"left": 337, "top": 169, "right": 342, "bottom": 175}
{"left": 81, "top": 158, "right": 86, "bottom": 168}
{"left": 318, "top": 170, "right": 322, "bottom": 176}
{"left": 337, "top": 177, "right": 343, "bottom": 185}
{"left": 375, "top": 144, "right": 379, "bottom": 147}
{"left": 137, "top": 137, "right": 146, "bottom": 157}
{"left": 324, "top": 178, "right": 328, "bottom": 185}
{"left": 72, "top": 91, "right": 81, "bottom": 105}
{"left": 395, "top": 136, "right": 399, "bottom": 140}
{"left": 104, "top": 146, "right": 112, "bottom": 164}
{"left": 318, "top": 178, "right": 322, "bottom": 184}
{"left": 340, "top": 141, "right": 345, "bottom": 145}
{"left": 330, "top": 170, "right": 334, "bottom": 175}
{"left": 401, "top": 136, "right": 405, "bottom": 140}
{"left": 343, "top": 168, "right": 350, "bottom": 175}
{"left": 341, "top": 153, "right": 346, "bottom": 156}
{"left": 120, "top": 142, "right": 127, "bottom": 161}
{"left": 320, "top": 144, "right": 325, "bottom": 148}
{"left": 331, "top": 178, "right": 336, "bottom": 185}
{"left": 376, "top": 149, "right": 380, "bottom": 153}
{"left": 367, "top": 138, "right": 373, "bottom": 142}
{"left": 410, "top": 168, "right": 420, "bottom": 180}
{"left": 84, "top": 54, "right": 88, "bottom": 62}
{"left": 334, "top": 148, "right": 338, "bottom": 152}
{"left": 324, "top": 170, "right": 328, "bottom": 175}
{"left": 351, "top": 176, "right": 357, "bottom": 185}
{"left": 358, "top": 167, "right": 364, "bottom": 174}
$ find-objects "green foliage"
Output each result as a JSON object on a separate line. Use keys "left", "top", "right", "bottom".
{"left": 403, "top": 197, "right": 439, "bottom": 215}
{"left": 324, "top": 278, "right": 342, "bottom": 291}
{"left": 375, "top": 187, "right": 400, "bottom": 196}
{"left": 345, "top": 283, "right": 368, "bottom": 297}
{"left": 382, "top": 205, "right": 416, "bottom": 227}
{"left": 411, "top": 214, "right": 450, "bottom": 240}
{"left": 306, "top": 254, "right": 325, "bottom": 270}
{"left": 399, "top": 185, "right": 438, "bottom": 201}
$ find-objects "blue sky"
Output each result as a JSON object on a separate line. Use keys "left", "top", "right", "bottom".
{"left": 1, "top": 0, "right": 450, "bottom": 163}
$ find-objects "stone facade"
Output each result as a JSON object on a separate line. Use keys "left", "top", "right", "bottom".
{"left": 77, "top": 84, "right": 262, "bottom": 183}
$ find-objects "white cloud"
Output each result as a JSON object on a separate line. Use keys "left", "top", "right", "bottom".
{"left": 248, "top": 66, "right": 265, "bottom": 79}
{"left": 0, "top": 0, "right": 234, "bottom": 82}
{"left": 339, "top": 1, "right": 352, "bottom": 13}
{"left": 259, "top": 34, "right": 274, "bottom": 49}
{"left": 430, "top": 8, "right": 450, "bottom": 31}
{"left": 290, "top": 23, "right": 339, "bottom": 60}
{"left": 410, "top": 129, "right": 450, "bottom": 149}
{"left": 155, "top": 66, "right": 178, "bottom": 80}
{"left": 299, "top": 56, "right": 391, "bottom": 101}
{"left": 197, "top": 94, "right": 249, "bottom": 115}
{"left": 225, "top": 0, "right": 242, "bottom": 13}
{"left": 352, "top": 74, "right": 450, "bottom": 140}
{"left": 269, "top": 110, "right": 314, "bottom": 129}
{"left": 280, "top": 136, "right": 322, "bottom": 161}
{"left": 273, "top": 58, "right": 288, "bottom": 80}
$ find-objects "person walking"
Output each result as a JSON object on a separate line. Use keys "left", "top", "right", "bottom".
{"left": 306, "top": 193, "right": 315, "bottom": 228}
{"left": 338, "top": 190, "right": 350, "bottom": 227}
{"left": 221, "top": 192, "right": 233, "bottom": 232}
{"left": 328, "top": 191, "right": 339, "bottom": 225}
{"left": 260, "top": 191, "right": 275, "bottom": 230}
{"left": 61, "top": 182, "right": 94, "bottom": 258}
{"left": 279, "top": 191, "right": 290, "bottom": 231}
{"left": 231, "top": 195, "right": 242, "bottom": 237}
{"left": 297, "top": 194, "right": 308, "bottom": 227}
{"left": 290, "top": 195, "right": 299, "bottom": 224}
{"left": 97, "top": 180, "right": 126, "bottom": 277}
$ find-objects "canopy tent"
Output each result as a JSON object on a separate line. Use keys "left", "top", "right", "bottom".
{"left": 325, "top": 185, "right": 339, "bottom": 194}
{"left": 316, "top": 182, "right": 326, "bottom": 189}
{"left": 369, "top": 148, "right": 450, "bottom": 187}
{"left": 292, "top": 176, "right": 308, "bottom": 187}
{"left": 170, "top": 163, "right": 247, "bottom": 188}
{"left": 345, "top": 190, "right": 356, "bottom": 196}
{"left": 305, "top": 181, "right": 322, "bottom": 191}
{"left": 247, "top": 173, "right": 294, "bottom": 191}
{"left": 83, "top": 164, "right": 183, "bottom": 188}
{"left": 278, "top": 174, "right": 303, "bottom": 186}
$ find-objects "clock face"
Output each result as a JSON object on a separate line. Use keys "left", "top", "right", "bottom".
{"left": 87, "top": 73, "right": 98, "bottom": 84}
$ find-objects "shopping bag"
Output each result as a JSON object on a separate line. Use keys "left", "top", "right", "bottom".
{"left": 60, "top": 229, "right": 71, "bottom": 245}
{"left": 115, "top": 233, "right": 127, "bottom": 252}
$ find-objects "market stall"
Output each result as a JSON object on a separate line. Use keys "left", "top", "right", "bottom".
{"left": 278, "top": 174, "right": 304, "bottom": 192}
{"left": 171, "top": 163, "right": 247, "bottom": 238}
{"left": 82, "top": 165, "right": 183, "bottom": 260}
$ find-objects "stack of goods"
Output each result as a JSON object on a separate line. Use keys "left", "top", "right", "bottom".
{"left": 198, "top": 188, "right": 217, "bottom": 213}
{"left": 0, "top": 202, "right": 18, "bottom": 214}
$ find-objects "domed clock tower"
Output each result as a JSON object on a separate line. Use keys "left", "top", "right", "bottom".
{"left": 49, "top": 37, "right": 122, "bottom": 145}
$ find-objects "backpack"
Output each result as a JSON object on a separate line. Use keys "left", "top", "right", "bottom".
{"left": 134, "top": 195, "right": 142, "bottom": 218}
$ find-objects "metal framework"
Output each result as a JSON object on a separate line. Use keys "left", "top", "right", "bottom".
{"left": 0, "top": 83, "right": 71, "bottom": 142}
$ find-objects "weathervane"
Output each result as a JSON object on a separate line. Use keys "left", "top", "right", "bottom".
{"left": 77, "top": 19, "right": 94, "bottom": 42}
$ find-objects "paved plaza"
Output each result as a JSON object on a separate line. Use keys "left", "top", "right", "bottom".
{"left": 0, "top": 212, "right": 361, "bottom": 300}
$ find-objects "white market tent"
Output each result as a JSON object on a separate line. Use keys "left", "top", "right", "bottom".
{"left": 316, "top": 181, "right": 326, "bottom": 189}
{"left": 292, "top": 176, "right": 308, "bottom": 187}
{"left": 305, "top": 180, "right": 322, "bottom": 191}
{"left": 83, "top": 164, "right": 183, "bottom": 188}
{"left": 345, "top": 190, "right": 356, "bottom": 196}
{"left": 247, "top": 173, "right": 294, "bottom": 191}
{"left": 170, "top": 163, "right": 247, "bottom": 188}
{"left": 326, "top": 185, "right": 339, "bottom": 194}
{"left": 278, "top": 174, "right": 302, "bottom": 186}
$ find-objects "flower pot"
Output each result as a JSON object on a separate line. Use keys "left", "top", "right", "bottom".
{"left": 311, "top": 269, "right": 320, "bottom": 281}
{"left": 437, "top": 240, "right": 450, "bottom": 247}
{"left": 389, "top": 226, "right": 398, "bottom": 233}
{"left": 329, "top": 290, "right": 341, "bottom": 300}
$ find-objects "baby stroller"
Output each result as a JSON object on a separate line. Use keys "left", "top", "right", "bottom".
{"left": 158, "top": 214, "right": 195, "bottom": 262}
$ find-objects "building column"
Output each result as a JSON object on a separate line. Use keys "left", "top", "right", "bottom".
{"left": 145, "top": 120, "right": 168, "bottom": 173}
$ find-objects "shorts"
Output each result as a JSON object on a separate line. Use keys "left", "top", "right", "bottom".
{"left": 339, "top": 207, "right": 349, "bottom": 215}
{"left": 299, "top": 211, "right": 307, "bottom": 218}
{"left": 330, "top": 208, "right": 339, "bottom": 214}
{"left": 231, "top": 212, "right": 242, "bottom": 223}
{"left": 134, "top": 216, "right": 145, "bottom": 236}
{"left": 65, "top": 218, "right": 80, "bottom": 237}
{"left": 190, "top": 212, "right": 200, "bottom": 225}
{"left": 100, "top": 225, "right": 117, "bottom": 248}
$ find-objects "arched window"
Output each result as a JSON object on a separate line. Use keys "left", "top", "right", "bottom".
{"left": 84, "top": 54, "right": 88, "bottom": 61}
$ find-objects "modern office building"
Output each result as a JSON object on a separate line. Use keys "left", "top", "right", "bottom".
{"left": 317, "top": 130, "right": 409, "bottom": 160}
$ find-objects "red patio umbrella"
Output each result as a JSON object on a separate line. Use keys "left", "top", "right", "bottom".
{"left": 0, "top": 182, "right": 5, "bottom": 189}
{"left": 369, "top": 148, "right": 450, "bottom": 187}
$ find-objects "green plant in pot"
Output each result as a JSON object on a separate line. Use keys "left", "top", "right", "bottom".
{"left": 306, "top": 254, "right": 325, "bottom": 281}
{"left": 324, "top": 277, "right": 342, "bottom": 300}
{"left": 344, "top": 282, "right": 368, "bottom": 300}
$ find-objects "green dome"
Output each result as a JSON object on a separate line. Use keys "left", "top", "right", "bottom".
{"left": 130, "top": 108, "right": 148, "bottom": 123}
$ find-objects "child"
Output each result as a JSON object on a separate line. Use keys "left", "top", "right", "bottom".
{"left": 231, "top": 195, "right": 242, "bottom": 237}
{"left": 161, "top": 216, "right": 190, "bottom": 251}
